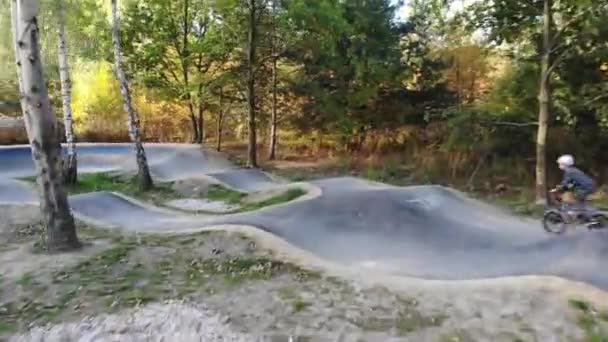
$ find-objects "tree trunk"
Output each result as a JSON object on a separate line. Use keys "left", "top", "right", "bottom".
{"left": 56, "top": 0, "right": 77, "bottom": 185}
{"left": 535, "top": 0, "right": 552, "bottom": 205}
{"left": 12, "top": 0, "right": 80, "bottom": 252}
{"left": 111, "top": 0, "right": 153, "bottom": 191}
{"left": 181, "top": 0, "right": 199, "bottom": 144}
{"left": 268, "top": 58, "right": 278, "bottom": 160}
{"left": 268, "top": 0, "right": 278, "bottom": 160}
{"left": 10, "top": 1, "right": 27, "bottom": 122}
{"left": 246, "top": 0, "right": 258, "bottom": 168}
{"left": 197, "top": 83, "right": 205, "bottom": 143}
{"left": 186, "top": 94, "right": 199, "bottom": 143}
{"left": 455, "top": 58, "right": 461, "bottom": 106}
{"left": 216, "top": 86, "right": 223, "bottom": 152}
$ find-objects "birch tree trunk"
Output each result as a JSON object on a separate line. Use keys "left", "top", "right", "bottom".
{"left": 246, "top": 0, "right": 258, "bottom": 168}
{"left": 268, "top": 0, "right": 278, "bottom": 160}
{"left": 216, "top": 86, "right": 224, "bottom": 152}
{"left": 11, "top": 0, "right": 80, "bottom": 251}
{"left": 535, "top": 0, "right": 552, "bottom": 205}
{"left": 56, "top": 0, "right": 77, "bottom": 185}
{"left": 10, "top": 0, "right": 27, "bottom": 120}
{"left": 111, "top": 0, "right": 153, "bottom": 191}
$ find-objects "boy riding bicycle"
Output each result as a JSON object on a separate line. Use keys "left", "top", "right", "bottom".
{"left": 550, "top": 154, "right": 599, "bottom": 227}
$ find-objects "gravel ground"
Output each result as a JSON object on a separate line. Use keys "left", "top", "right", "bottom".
{"left": 9, "top": 301, "right": 250, "bottom": 342}
{"left": 1, "top": 205, "right": 606, "bottom": 342}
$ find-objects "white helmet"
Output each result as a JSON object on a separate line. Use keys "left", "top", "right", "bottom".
{"left": 557, "top": 154, "right": 574, "bottom": 166}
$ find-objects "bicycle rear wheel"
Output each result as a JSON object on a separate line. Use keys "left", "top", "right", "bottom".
{"left": 543, "top": 211, "right": 567, "bottom": 234}
{"left": 590, "top": 213, "right": 608, "bottom": 230}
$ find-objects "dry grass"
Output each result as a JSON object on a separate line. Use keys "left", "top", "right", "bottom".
{"left": 0, "top": 116, "right": 28, "bottom": 144}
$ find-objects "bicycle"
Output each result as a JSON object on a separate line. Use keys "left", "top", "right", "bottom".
{"left": 542, "top": 190, "right": 608, "bottom": 234}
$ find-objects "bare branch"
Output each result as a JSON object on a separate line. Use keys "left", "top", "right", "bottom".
{"left": 552, "top": 6, "right": 596, "bottom": 43}
{"left": 255, "top": 47, "right": 288, "bottom": 74}
{"left": 583, "top": 93, "right": 608, "bottom": 107}
{"left": 545, "top": 48, "right": 569, "bottom": 78}
{"left": 549, "top": 40, "right": 566, "bottom": 55}
{"left": 160, "top": 60, "right": 183, "bottom": 85}
{"left": 211, "top": 91, "right": 246, "bottom": 103}
{"left": 491, "top": 121, "right": 538, "bottom": 127}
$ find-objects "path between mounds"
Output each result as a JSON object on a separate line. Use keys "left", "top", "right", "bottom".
{"left": 1, "top": 143, "right": 607, "bottom": 292}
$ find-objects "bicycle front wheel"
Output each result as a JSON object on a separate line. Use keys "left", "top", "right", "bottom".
{"left": 543, "top": 211, "right": 567, "bottom": 234}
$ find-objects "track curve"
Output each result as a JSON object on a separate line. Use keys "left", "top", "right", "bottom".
{"left": 1, "top": 143, "right": 607, "bottom": 290}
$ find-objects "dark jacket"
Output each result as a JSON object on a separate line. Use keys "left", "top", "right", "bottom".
{"left": 559, "top": 166, "right": 596, "bottom": 193}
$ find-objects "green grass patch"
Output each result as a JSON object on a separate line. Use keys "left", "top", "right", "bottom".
{"left": 0, "top": 321, "right": 16, "bottom": 336}
{"left": 17, "top": 273, "right": 34, "bottom": 287}
{"left": 206, "top": 185, "right": 247, "bottom": 204}
{"left": 569, "top": 299, "right": 608, "bottom": 341}
{"left": 240, "top": 188, "right": 306, "bottom": 211}
{"left": 292, "top": 299, "right": 311, "bottom": 312}
{"left": 185, "top": 256, "right": 319, "bottom": 286}
{"left": 355, "top": 311, "right": 445, "bottom": 335}
{"left": 70, "top": 173, "right": 178, "bottom": 200}
{"left": 395, "top": 311, "right": 447, "bottom": 335}
{"left": 22, "top": 171, "right": 305, "bottom": 213}
{"left": 570, "top": 299, "right": 592, "bottom": 312}
{"left": 17, "top": 175, "right": 37, "bottom": 183}
{"left": 354, "top": 299, "right": 447, "bottom": 335}
{"left": 438, "top": 330, "right": 476, "bottom": 342}
{"left": 204, "top": 185, "right": 306, "bottom": 212}
{"left": 20, "top": 173, "right": 178, "bottom": 204}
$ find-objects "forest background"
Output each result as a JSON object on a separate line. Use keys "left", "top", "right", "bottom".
{"left": 1, "top": 0, "right": 607, "bottom": 207}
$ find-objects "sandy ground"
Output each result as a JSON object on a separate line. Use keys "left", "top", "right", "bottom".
{"left": 10, "top": 302, "right": 250, "bottom": 342}
{"left": 2, "top": 205, "right": 606, "bottom": 341}
{"left": 0, "top": 205, "right": 112, "bottom": 281}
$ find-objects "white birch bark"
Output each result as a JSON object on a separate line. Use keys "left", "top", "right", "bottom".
{"left": 110, "top": 0, "right": 153, "bottom": 190}
{"left": 56, "top": 0, "right": 77, "bottom": 184}
{"left": 11, "top": 0, "right": 80, "bottom": 251}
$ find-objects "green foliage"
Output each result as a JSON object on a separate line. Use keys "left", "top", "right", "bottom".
{"left": 0, "top": 0, "right": 111, "bottom": 113}
{"left": 471, "top": 0, "right": 608, "bottom": 128}
{"left": 71, "top": 61, "right": 124, "bottom": 135}
{"left": 0, "top": 4, "right": 16, "bottom": 101}
{"left": 121, "top": 0, "right": 248, "bottom": 98}
{"left": 3, "top": 0, "right": 607, "bottom": 191}
{"left": 483, "top": 62, "right": 538, "bottom": 121}
{"left": 287, "top": 0, "right": 406, "bottom": 138}
{"left": 121, "top": 0, "right": 216, "bottom": 92}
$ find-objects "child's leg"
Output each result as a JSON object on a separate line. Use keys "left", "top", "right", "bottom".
{"left": 575, "top": 190, "right": 594, "bottom": 221}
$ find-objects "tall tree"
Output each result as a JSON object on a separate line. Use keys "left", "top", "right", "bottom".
{"left": 246, "top": 0, "right": 259, "bottom": 167}
{"left": 11, "top": 0, "right": 80, "bottom": 251}
{"left": 56, "top": 0, "right": 77, "bottom": 184}
{"left": 535, "top": 0, "right": 552, "bottom": 205}
{"left": 473, "top": 0, "right": 608, "bottom": 204}
{"left": 286, "top": 0, "right": 405, "bottom": 148}
{"left": 267, "top": 0, "right": 278, "bottom": 160}
{"left": 121, "top": 0, "right": 212, "bottom": 144}
{"left": 216, "top": 85, "right": 225, "bottom": 151}
{"left": 111, "top": 0, "right": 153, "bottom": 191}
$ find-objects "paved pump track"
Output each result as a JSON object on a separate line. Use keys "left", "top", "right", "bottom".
{"left": 1, "top": 143, "right": 607, "bottom": 290}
